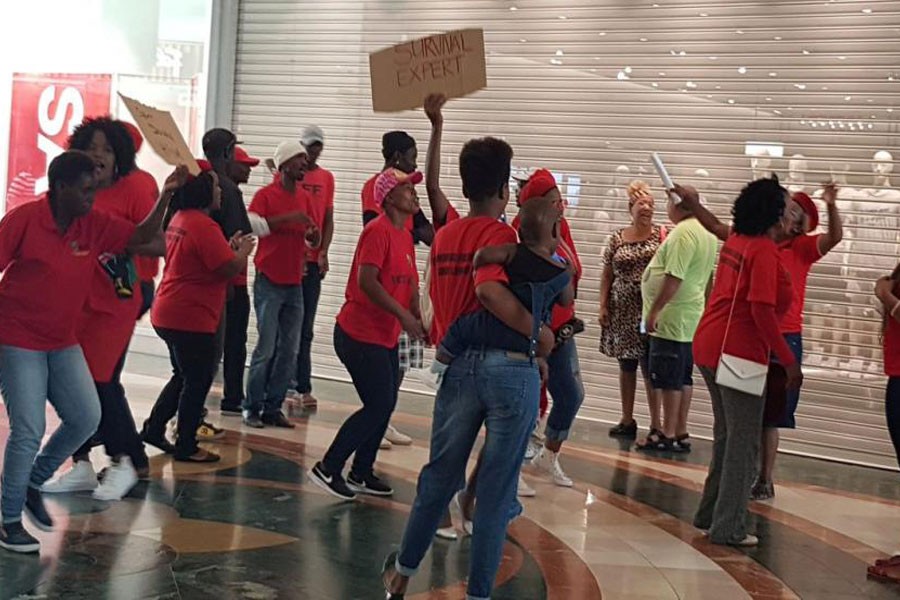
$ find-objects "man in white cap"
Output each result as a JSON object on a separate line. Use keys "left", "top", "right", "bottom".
{"left": 286, "top": 125, "right": 335, "bottom": 410}
{"left": 243, "top": 141, "right": 317, "bottom": 428}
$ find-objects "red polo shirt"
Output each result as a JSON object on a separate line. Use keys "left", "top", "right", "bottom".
{"left": 0, "top": 197, "right": 134, "bottom": 351}
{"left": 429, "top": 216, "right": 516, "bottom": 345}
{"left": 301, "top": 166, "right": 334, "bottom": 263}
{"left": 151, "top": 210, "right": 235, "bottom": 333}
{"left": 337, "top": 215, "right": 419, "bottom": 348}
{"left": 249, "top": 181, "right": 311, "bottom": 286}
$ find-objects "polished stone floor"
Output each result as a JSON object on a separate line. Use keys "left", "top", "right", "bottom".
{"left": 1, "top": 352, "right": 899, "bottom": 599}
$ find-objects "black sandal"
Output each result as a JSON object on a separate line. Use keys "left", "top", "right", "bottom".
{"left": 635, "top": 429, "right": 665, "bottom": 450}
{"left": 382, "top": 551, "right": 405, "bottom": 599}
{"left": 674, "top": 433, "right": 692, "bottom": 452}
{"left": 609, "top": 420, "right": 638, "bottom": 439}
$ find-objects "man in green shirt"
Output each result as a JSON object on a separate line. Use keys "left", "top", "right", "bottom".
{"left": 639, "top": 191, "right": 717, "bottom": 452}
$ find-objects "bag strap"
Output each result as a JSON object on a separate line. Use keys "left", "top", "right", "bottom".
{"left": 719, "top": 250, "right": 746, "bottom": 357}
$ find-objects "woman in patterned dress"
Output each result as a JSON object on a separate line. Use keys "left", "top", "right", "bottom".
{"left": 599, "top": 181, "right": 664, "bottom": 440}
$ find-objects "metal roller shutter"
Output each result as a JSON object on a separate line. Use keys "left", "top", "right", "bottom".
{"left": 232, "top": 0, "right": 900, "bottom": 468}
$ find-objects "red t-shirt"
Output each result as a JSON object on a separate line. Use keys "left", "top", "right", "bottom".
{"left": 127, "top": 169, "right": 161, "bottom": 281}
{"left": 361, "top": 174, "right": 414, "bottom": 232}
{"left": 778, "top": 234, "right": 822, "bottom": 334}
{"left": 0, "top": 197, "right": 134, "bottom": 351}
{"left": 511, "top": 214, "right": 582, "bottom": 331}
{"left": 151, "top": 210, "right": 235, "bottom": 333}
{"left": 249, "top": 182, "right": 310, "bottom": 285}
{"left": 300, "top": 166, "right": 334, "bottom": 263}
{"left": 694, "top": 235, "right": 794, "bottom": 369}
{"left": 336, "top": 215, "right": 418, "bottom": 347}
{"left": 429, "top": 216, "right": 517, "bottom": 345}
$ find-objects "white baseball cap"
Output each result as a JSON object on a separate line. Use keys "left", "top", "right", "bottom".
{"left": 301, "top": 125, "right": 325, "bottom": 148}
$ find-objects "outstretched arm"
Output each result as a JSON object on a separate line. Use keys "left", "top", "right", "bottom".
{"left": 673, "top": 183, "right": 730, "bottom": 242}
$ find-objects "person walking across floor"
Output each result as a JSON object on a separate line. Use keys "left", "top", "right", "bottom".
{"left": 0, "top": 151, "right": 173, "bottom": 553}
{"left": 637, "top": 187, "right": 717, "bottom": 452}
{"left": 308, "top": 168, "right": 424, "bottom": 500}
{"left": 243, "top": 141, "right": 316, "bottom": 429}
{"left": 692, "top": 176, "right": 801, "bottom": 547}
{"left": 602, "top": 181, "right": 665, "bottom": 441}
{"left": 143, "top": 163, "right": 256, "bottom": 463}
{"left": 677, "top": 183, "right": 843, "bottom": 499}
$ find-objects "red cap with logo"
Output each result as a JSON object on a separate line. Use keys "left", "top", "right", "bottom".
{"left": 519, "top": 169, "right": 558, "bottom": 204}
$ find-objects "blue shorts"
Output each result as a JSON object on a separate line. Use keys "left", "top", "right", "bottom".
{"left": 648, "top": 337, "right": 694, "bottom": 391}
{"left": 763, "top": 333, "right": 803, "bottom": 428}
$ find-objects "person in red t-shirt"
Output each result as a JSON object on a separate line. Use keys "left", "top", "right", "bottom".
{"left": 143, "top": 166, "right": 255, "bottom": 464}
{"left": 677, "top": 181, "right": 843, "bottom": 500}
{"left": 383, "top": 136, "right": 555, "bottom": 600}
{"left": 41, "top": 118, "right": 163, "bottom": 501}
{"left": 308, "top": 169, "right": 424, "bottom": 500}
{"left": 0, "top": 151, "right": 173, "bottom": 553}
{"left": 692, "top": 176, "right": 801, "bottom": 547}
{"left": 244, "top": 142, "right": 316, "bottom": 429}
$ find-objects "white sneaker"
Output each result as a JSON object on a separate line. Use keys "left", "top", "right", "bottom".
{"left": 731, "top": 534, "right": 759, "bottom": 547}
{"left": 452, "top": 491, "right": 474, "bottom": 536}
{"left": 380, "top": 438, "right": 393, "bottom": 450}
{"left": 524, "top": 439, "right": 542, "bottom": 461}
{"left": 517, "top": 475, "right": 536, "bottom": 498}
{"left": 435, "top": 527, "right": 458, "bottom": 540}
{"left": 92, "top": 457, "right": 138, "bottom": 501}
{"left": 42, "top": 461, "right": 98, "bottom": 493}
{"left": 532, "top": 449, "right": 574, "bottom": 487}
{"left": 385, "top": 425, "right": 412, "bottom": 446}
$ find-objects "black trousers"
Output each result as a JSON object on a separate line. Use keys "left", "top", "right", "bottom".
{"left": 222, "top": 285, "right": 250, "bottom": 407}
{"left": 886, "top": 377, "right": 900, "bottom": 467}
{"left": 322, "top": 324, "right": 399, "bottom": 478}
{"left": 144, "top": 327, "right": 218, "bottom": 458}
{"left": 74, "top": 348, "right": 148, "bottom": 470}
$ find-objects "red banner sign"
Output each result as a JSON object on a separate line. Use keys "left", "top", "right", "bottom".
{"left": 5, "top": 73, "right": 112, "bottom": 213}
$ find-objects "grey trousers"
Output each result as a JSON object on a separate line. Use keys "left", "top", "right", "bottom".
{"left": 693, "top": 366, "right": 765, "bottom": 545}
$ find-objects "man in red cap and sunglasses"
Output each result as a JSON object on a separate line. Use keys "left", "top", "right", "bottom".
{"left": 676, "top": 181, "right": 843, "bottom": 500}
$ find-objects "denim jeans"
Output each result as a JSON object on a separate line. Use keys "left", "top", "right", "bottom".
{"left": 223, "top": 285, "right": 250, "bottom": 407}
{"left": 0, "top": 345, "right": 101, "bottom": 523}
{"left": 545, "top": 338, "right": 585, "bottom": 443}
{"left": 396, "top": 349, "right": 540, "bottom": 600}
{"left": 886, "top": 377, "right": 900, "bottom": 468}
{"left": 144, "top": 328, "right": 218, "bottom": 458}
{"left": 295, "top": 262, "right": 322, "bottom": 394}
{"left": 322, "top": 324, "right": 398, "bottom": 477}
{"left": 245, "top": 274, "right": 304, "bottom": 416}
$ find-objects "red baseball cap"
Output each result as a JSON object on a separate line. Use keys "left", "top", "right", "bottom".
{"left": 791, "top": 191, "right": 819, "bottom": 231}
{"left": 122, "top": 121, "right": 143, "bottom": 152}
{"left": 519, "top": 169, "right": 558, "bottom": 204}
{"left": 234, "top": 146, "right": 260, "bottom": 166}
{"left": 375, "top": 168, "right": 423, "bottom": 206}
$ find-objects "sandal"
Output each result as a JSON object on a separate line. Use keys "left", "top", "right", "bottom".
{"left": 174, "top": 449, "right": 221, "bottom": 463}
{"left": 636, "top": 429, "right": 667, "bottom": 451}
{"left": 609, "top": 420, "right": 638, "bottom": 439}
{"left": 674, "top": 433, "right": 692, "bottom": 452}
{"left": 382, "top": 551, "right": 405, "bottom": 599}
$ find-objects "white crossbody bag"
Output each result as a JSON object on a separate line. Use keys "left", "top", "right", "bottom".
{"left": 715, "top": 257, "right": 768, "bottom": 396}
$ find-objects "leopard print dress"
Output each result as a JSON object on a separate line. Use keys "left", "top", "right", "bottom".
{"left": 599, "top": 226, "right": 664, "bottom": 360}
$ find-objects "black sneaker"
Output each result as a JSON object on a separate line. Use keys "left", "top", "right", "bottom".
{"left": 220, "top": 403, "right": 243, "bottom": 416}
{"left": 141, "top": 425, "right": 176, "bottom": 454}
{"left": 347, "top": 473, "right": 394, "bottom": 497}
{"left": 261, "top": 411, "right": 295, "bottom": 429}
{"left": 24, "top": 488, "right": 53, "bottom": 532}
{"left": 308, "top": 462, "right": 356, "bottom": 500}
{"left": 0, "top": 521, "right": 40, "bottom": 554}
{"left": 242, "top": 413, "right": 265, "bottom": 429}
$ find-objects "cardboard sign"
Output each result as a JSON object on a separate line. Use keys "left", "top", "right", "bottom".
{"left": 370, "top": 29, "right": 487, "bottom": 113}
{"left": 118, "top": 93, "right": 199, "bottom": 174}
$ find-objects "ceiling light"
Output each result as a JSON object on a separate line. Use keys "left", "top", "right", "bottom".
{"left": 550, "top": 59, "right": 563, "bottom": 65}
{"left": 727, "top": 99, "right": 735, "bottom": 104}
{"left": 774, "top": 36, "right": 783, "bottom": 41}
{"left": 838, "top": 122, "right": 844, "bottom": 128}
{"left": 868, "top": 123, "right": 874, "bottom": 129}
{"left": 709, "top": 56, "right": 718, "bottom": 60}
{"left": 801, "top": 120, "right": 806, "bottom": 124}
{"left": 811, "top": 122, "right": 818, "bottom": 128}
{"left": 519, "top": 38, "right": 527, "bottom": 43}
{"left": 736, "top": 29, "right": 744, "bottom": 34}
{"left": 598, "top": 31, "right": 606, "bottom": 36}
{"left": 679, "top": 50, "right": 687, "bottom": 56}
{"left": 848, "top": 123, "right": 854, "bottom": 130}
{"left": 858, "top": 121, "right": 864, "bottom": 128}
{"left": 715, "top": 85, "right": 722, "bottom": 89}
{"left": 624, "top": 66, "right": 633, "bottom": 74}
{"left": 802, "top": 49, "right": 811, "bottom": 55}
{"left": 617, "top": 71, "right": 629, "bottom": 80}
{"left": 871, "top": 114, "right": 877, "bottom": 118}
{"left": 838, "top": 55, "right": 847, "bottom": 60}
{"left": 868, "top": 99, "right": 874, "bottom": 103}
{"left": 590, "top": 68, "right": 597, "bottom": 73}
{"left": 558, "top": 15, "right": 567, "bottom": 19}
{"left": 738, "top": 67, "right": 747, "bottom": 74}
{"left": 651, "top": 82, "right": 659, "bottom": 87}
{"left": 680, "top": 88, "right": 687, "bottom": 93}
{"left": 769, "top": 72, "right": 778, "bottom": 77}
{"left": 640, "top": 37, "right": 649, "bottom": 42}
{"left": 686, "top": 81, "right": 698, "bottom": 88}
{"left": 659, "top": 71, "right": 666, "bottom": 76}
{"left": 862, "top": 8, "right": 873, "bottom": 13}
{"left": 822, "top": 86, "right": 829, "bottom": 90}
{"left": 774, "top": 110, "right": 783, "bottom": 115}
{"left": 889, "top": 73, "right": 896, "bottom": 81}
{"left": 787, "top": 107, "right": 793, "bottom": 110}
{"left": 765, "top": 97, "right": 772, "bottom": 101}
{"left": 819, "top": 121, "right": 826, "bottom": 126}
{"left": 794, "top": 83, "right": 807, "bottom": 90}
{"left": 829, "top": 121, "right": 835, "bottom": 127}
{"left": 888, "top": 108, "right": 894, "bottom": 113}
{"left": 706, "top": 94, "right": 712, "bottom": 98}
{"left": 652, "top": 3, "right": 660, "bottom": 6}
{"left": 699, "top": 12, "right": 709, "bottom": 17}
{"left": 845, "top": 95, "right": 852, "bottom": 101}
{"left": 509, "top": 6, "right": 518, "bottom": 11}
{"left": 670, "top": 50, "right": 677, "bottom": 55}
{"left": 556, "top": 49, "right": 564, "bottom": 56}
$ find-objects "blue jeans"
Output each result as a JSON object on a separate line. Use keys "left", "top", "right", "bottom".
{"left": 245, "top": 274, "right": 304, "bottom": 416}
{"left": 545, "top": 338, "right": 586, "bottom": 443}
{"left": 396, "top": 349, "right": 540, "bottom": 600}
{"left": 294, "top": 262, "right": 322, "bottom": 394}
{"left": 0, "top": 345, "right": 101, "bottom": 523}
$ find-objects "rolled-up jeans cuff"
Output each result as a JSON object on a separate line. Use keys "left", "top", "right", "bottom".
{"left": 395, "top": 558, "right": 417, "bottom": 578}
{"left": 545, "top": 426, "right": 570, "bottom": 443}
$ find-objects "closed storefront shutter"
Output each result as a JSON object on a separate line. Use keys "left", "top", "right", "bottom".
{"left": 232, "top": 0, "right": 900, "bottom": 468}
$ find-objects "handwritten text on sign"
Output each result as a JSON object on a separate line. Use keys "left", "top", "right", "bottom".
{"left": 370, "top": 29, "right": 486, "bottom": 113}
{"left": 118, "top": 94, "right": 199, "bottom": 175}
